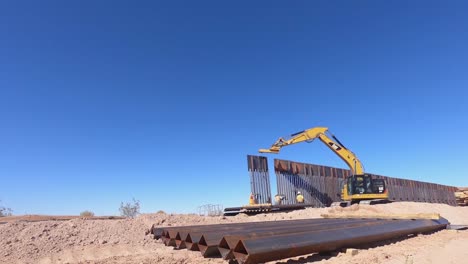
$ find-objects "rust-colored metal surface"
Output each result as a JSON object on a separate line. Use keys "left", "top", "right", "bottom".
{"left": 156, "top": 218, "right": 344, "bottom": 245}
{"left": 233, "top": 218, "right": 448, "bottom": 264}
{"left": 225, "top": 156, "right": 457, "bottom": 216}
{"left": 271, "top": 157, "right": 458, "bottom": 207}
{"left": 198, "top": 218, "right": 371, "bottom": 258}
{"left": 223, "top": 203, "right": 318, "bottom": 216}
{"left": 247, "top": 155, "right": 272, "bottom": 204}
{"left": 152, "top": 217, "right": 449, "bottom": 264}
{"left": 158, "top": 218, "right": 349, "bottom": 249}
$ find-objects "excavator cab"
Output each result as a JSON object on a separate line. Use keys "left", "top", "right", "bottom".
{"left": 347, "top": 174, "right": 386, "bottom": 195}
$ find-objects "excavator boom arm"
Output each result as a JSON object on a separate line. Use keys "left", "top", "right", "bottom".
{"left": 259, "top": 127, "right": 364, "bottom": 175}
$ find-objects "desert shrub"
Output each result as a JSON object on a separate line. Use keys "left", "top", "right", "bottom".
{"left": 0, "top": 201, "right": 12, "bottom": 217}
{"left": 119, "top": 198, "right": 140, "bottom": 218}
{"left": 80, "top": 210, "right": 95, "bottom": 217}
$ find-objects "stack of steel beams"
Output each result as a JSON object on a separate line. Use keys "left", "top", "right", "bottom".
{"left": 223, "top": 203, "right": 314, "bottom": 216}
{"left": 151, "top": 217, "right": 449, "bottom": 264}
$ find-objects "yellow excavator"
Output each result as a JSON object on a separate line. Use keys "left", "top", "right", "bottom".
{"left": 259, "top": 127, "right": 389, "bottom": 206}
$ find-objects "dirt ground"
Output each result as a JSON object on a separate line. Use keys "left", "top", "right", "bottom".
{"left": 1, "top": 202, "right": 467, "bottom": 264}
{"left": 0, "top": 215, "right": 124, "bottom": 224}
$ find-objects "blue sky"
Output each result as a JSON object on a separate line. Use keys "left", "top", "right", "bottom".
{"left": 1, "top": 1, "right": 467, "bottom": 215}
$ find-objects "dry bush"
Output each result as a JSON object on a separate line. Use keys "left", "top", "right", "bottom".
{"left": 119, "top": 198, "right": 140, "bottom": 218}
{"left": 80, "top": 210, "right": 95, "bottom": 217}
{"left": 0, "top": 200, "right": 12, "bottom": 217}
{"left": 197, "top": 204, "right": 223, "bottom": 216}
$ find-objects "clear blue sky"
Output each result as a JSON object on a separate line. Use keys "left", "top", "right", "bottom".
{"left": 1, "top": 1, "right": 467, "bottom": 215}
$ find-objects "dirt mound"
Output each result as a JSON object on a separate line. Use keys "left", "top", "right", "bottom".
{"left": 0, "top": 217, "right": 153, "bottom": 264}
{"left": 0, "top": 215, "right": 123, "bottom": 223}
{"left": 1, "top": 202, "right": 467, "bottom": 264}
{"left": 328, "top": 202, "right": 468, "bottom": 224}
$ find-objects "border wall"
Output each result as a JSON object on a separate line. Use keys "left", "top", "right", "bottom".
{"left": 247, "top": 155, "right": 272, "bottom": 204}
{"left": 247, "top": 155, "right": 457, "bottom": 207}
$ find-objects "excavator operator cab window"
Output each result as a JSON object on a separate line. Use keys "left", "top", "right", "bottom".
{"left": 349, "top": 175, "right": 375, "bottom": 194}
{"left": 354, "top": 176, "right": 366, "bottom": 194}
{"left": 363, "top": 175, "right": 373, "bottom": 193}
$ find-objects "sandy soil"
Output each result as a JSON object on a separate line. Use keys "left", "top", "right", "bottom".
{"left": 1, "top": 202, "right": 467, "bottom": 264}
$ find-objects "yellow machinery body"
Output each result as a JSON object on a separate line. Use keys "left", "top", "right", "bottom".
{"left": 260, "top": 127, "right": 389, "bottom": 204}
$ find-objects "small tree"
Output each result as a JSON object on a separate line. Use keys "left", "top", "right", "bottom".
{"left": 119, "top": 198, "right": 140, "bottom": 218}
{"left": 80, "top": 210, "right": 95, "bottom": 217}
{"left": 0, "top": 201, "right": 12, "bottom": 217}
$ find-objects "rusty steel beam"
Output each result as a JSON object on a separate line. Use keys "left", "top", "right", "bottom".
{"left": 164, "top": 218, "right": 335, "bottom": 246}
{"left": 163, "top": 223, "right": 258, "bottom": 247}
{"left": 154, "top": 218, "right": 449, "bottom": 263}
{"left": 182, "top": 218, "right": 342, "bottom": 252}
{"left": 184, "top": 233, "right": 201, "bottom": 251}
{"left": 232, "top": 218, "right": 449, "bottom": 264}
{"left": 163, "top": 218, "right": 353, "bottom": 251}
{"left": 163, "top": 233, "right": 177, "bottom": 247}
{"left": 197, "top": 219, "right": 372, "bottom": 258}
{"left": 156, "top": 220, "right": 262, "bottom": 239}
{"left": 215, "top": 219, "right": 385, "bottom": 260}
{"left": 152, "top": 227, "right": 164, "bottom": 239}
{"left": 175, "top": 231, "right": 190, "bottom": 249}
{"left": 224, "top": 203, "right": 318, "bottom": 216}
